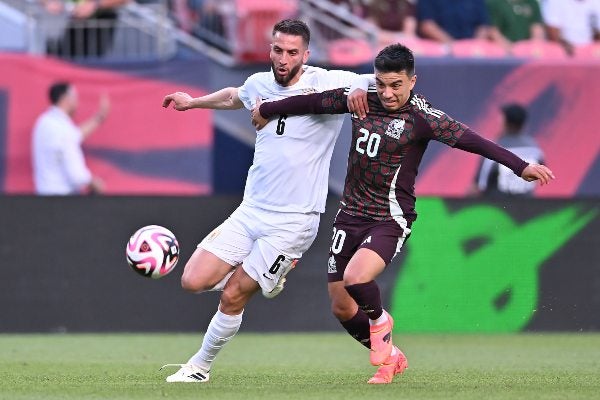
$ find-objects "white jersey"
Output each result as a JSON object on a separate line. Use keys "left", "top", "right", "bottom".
{"left": 32, "top": 106, "right": 92, "bottom": 195}
{"left": 238, "top": 65, "right": 358, "bottom": 214}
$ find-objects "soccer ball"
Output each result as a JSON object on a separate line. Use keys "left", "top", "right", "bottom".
{"left": 126, "top": 225, "right": 179, "bottom": 279}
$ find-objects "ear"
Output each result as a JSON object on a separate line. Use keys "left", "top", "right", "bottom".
{"left": 409, "top": 74, "right": 417, "bottom": 90}
{"left": 302, "top": 49, "right": 310, "bottom": 64}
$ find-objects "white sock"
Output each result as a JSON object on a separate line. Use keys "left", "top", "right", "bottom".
{"left": 187, "top": 309, "right": 243, "bottom": 372}
{"left": 369, "top": 311, "right": 388, "bottom": 326}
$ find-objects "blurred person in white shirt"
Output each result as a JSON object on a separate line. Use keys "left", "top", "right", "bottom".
{"left": 542, "top": 0, "right": 600, "bottom": 55}
{"left": 32, "top": 81, "right": 108, "bottom": 195}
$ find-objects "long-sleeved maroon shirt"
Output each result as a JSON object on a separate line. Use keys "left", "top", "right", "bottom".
{"left": 260, "top": 88, "right": 528, "bottom": 222}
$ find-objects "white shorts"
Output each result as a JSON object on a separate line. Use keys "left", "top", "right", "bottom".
{"left": 199, "top": 202, "right": 320, "bottom": 293}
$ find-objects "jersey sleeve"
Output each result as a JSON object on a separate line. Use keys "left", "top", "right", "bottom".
{"left": 237, "top": 74, "right": 260, "bottom": 110}
{"left": 320, "top": 69, "right": 359, "bottom": 89}
{"left": 259, "top": 87, "right": 349, "bottom": 118}
{"left": 455, "top": 130, "right": 529, "bottom": 176}
{"left": 413, "top": 98, "right": 469, "bottom": 146}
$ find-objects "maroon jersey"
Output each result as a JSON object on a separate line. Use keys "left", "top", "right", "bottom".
{"left": 260, "top": 88, "right": 528, "bottom": 224}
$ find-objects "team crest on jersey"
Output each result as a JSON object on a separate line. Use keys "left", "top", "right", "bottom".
{"left": 328, "top": 256, "right": 337, "bottom": 273}
{"left": 385, "top": 119, "right": 406, "bottom": 139}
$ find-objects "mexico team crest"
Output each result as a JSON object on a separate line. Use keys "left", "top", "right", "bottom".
{"left": 328, "top": 256, "right": 337, "bottom": 273}
{"left": 385, "top": 119, "right": 405, "bottom": 139}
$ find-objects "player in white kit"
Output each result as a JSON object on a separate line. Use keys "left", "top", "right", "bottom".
{"left": 159, "top": 19, "right": 366, "bottom": 382}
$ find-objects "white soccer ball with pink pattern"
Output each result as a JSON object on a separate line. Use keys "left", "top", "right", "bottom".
{"left": 126, "top": 225, "right": 179, "bottom": 279}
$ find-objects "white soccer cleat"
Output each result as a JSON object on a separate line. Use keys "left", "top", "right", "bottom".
{"left": 262, "top": 277, "right": 287, "bottom": 299}
{"left": 161, "top": 364, "right": 210, "bottom": 383}
{"left": 262, "top": 258, "right": 297, "bottom": 299}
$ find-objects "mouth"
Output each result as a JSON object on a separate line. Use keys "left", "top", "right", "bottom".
{"left": 276, "top": 67, "right": 288, "bottom": 76}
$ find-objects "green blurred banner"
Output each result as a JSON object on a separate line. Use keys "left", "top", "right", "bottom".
{"left": 390, "top": 198, "right": 599, "bottom": 333}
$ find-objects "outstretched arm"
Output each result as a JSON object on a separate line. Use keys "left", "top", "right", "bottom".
{"left": 79, "top": 93, "right": 110, "bottom": 140}
{"left": 252, "top": 88, "right": 347, "bottom": 130}
{"left": 162, "top": 87, "right": 243, "bottom": 111}
{"left": 455, "top": 131, "right": 555, "bottom": 185}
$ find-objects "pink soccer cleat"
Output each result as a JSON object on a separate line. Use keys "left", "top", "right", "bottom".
{"left": 367, "top": 346, "right": 408, "bottom": 384}
{"left": 369, "top": 310, "right": 394, "bottom": 366}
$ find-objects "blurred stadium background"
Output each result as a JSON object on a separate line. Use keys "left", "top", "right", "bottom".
{"left": 0, "top": 0, "right": 599, "bottom": 336}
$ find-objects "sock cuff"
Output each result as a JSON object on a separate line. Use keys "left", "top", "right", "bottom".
{"left": 344, "top": 280, "right": 377, "bottom": 291}
{"left": 341, "top": 309, "right": 368, "bottom": 324}
{"left": 216, "top": 309, "right": 244, "bottom": 326}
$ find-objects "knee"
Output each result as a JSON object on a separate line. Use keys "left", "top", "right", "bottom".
{"left": 343, "top": 271, "right": 370, "bottom": 286}
{"left": 181, "top": 273, "right": 211, "bottom": 293}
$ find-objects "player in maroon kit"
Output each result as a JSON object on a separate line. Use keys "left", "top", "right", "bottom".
{"left": 250, "top": 43, "right": 554, "bottom": 384}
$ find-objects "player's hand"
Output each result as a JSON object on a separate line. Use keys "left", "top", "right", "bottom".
{"left": 347, "top": 88, "right": 368, "bottom": 120}
{"left": 162, "top": 92, "right": 193, "bottom": 111}
{"left": 521, "top": 163, "right": 555, "bottom": 185}
{"left": 251, "top": 99, "right": 268, "bottom": 130}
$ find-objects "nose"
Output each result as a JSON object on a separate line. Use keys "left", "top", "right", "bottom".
{"left": 279, "top": 52, "right": 289, "bottom": 65}
{"left": 382, "top": 87, "right": 393, "bottom": 99}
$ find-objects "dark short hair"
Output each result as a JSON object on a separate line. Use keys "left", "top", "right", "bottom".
{"left": 49, "top": 81, "right": 71, "bottom": 105}
{"left": 501, "top": 103, "right": 527, "bottom": 128}
{"left": 374, "top": 44, "right": 415, "bottom": 76}
{"left": 272, "top": 19, "right": 310, "bottom": 46}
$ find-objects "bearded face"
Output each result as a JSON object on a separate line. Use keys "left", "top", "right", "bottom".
{"left": 269, "top": 32, "right": 309, "bottom": 87}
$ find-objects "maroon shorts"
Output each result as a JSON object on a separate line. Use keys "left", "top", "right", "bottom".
{"left": 327, "top": 210, "right": 411, "bottom": 283}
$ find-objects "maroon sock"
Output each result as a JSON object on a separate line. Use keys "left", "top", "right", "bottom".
{"left": 344, "top": 281, "right": 383, "bottom": 321}
{"left": 340, "top": 310, "right": 371, "bottom": 349}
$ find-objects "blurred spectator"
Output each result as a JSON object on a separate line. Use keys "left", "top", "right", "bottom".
{"left": 542, "top": 0, "right": 600, "bottom": 56}
{"left": 43, "top": 0, "right": 132, "bottom": 58}
{"left": 195, "top": 0, "right": 227, "bottom": 37}
{"left": 169, "top": 0, "right": 198, "bottom": 32}
{"left": 330, "top": 0, "right": 366, "bottom": 16}
{"left": 474, "top": 103, "right": 544, "bottom": 197}
{"left": 486, "top": 0, "right": 545, "bottom": 42}
{"left": 311, "top": 0, "right": 366, "bottom": 42}
{"left": 417, "top": 0, "right": 492, "bottom": 44}
{"left": 363, "top": 0, "right": 417, "bottom": 45}
{"left": 32, "top": 81, "right": 109, "bottom": 195}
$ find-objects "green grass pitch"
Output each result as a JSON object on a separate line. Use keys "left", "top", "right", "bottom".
{"left": 1, "top": 333, "right": 599, "bottom": 400}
